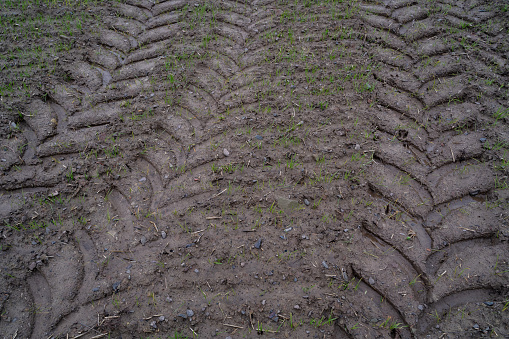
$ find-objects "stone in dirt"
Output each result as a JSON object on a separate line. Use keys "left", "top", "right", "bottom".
{"left": 223, "top": 148, "right": 229, "bottom": 157}
{"left": 276, "top": 197, "right": 299, "bottom": 214}
{"left": 254, "top": 239, "right": 262, "bottom": 249}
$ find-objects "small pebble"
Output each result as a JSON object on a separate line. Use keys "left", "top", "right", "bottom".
{"left": 484, "top": 301, "right": 494, "bottom": 306}
{"left": 161, "top": 231, "right": 167, "bottom": 239}
{"left": 186, "top": 309, "right": 194, "bottom": 317}
{"left": 223, "top": 148, "right": 230, "bottom": 157}
{"left": 322, "top": 261, "right": 329, "bottom": 269}
{"left": 139, "top": 177, "right": 147, "bottom": 182}
{"left": 294, "top": 305, "right": 301, "bottom": 310}
{"left": 254, "top": 239, "right": 262, "bottom": 249}
{"left": 112, "top": 282, "right": 120, "bottom": 292}
{"left": 304, "top": 199, "right": 310, "bottom": 206}
{"left": 368, "top": 277, "right": 375, "bottom": 285}
{"left": 140, "top": 236, "right": 147, "bottom": 245}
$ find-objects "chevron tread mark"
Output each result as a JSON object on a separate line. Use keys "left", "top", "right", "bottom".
{"left": 2, "top": 0, "right": 508, "bottom": 338}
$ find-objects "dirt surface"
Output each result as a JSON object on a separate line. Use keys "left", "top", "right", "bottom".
{"left": 1, "top": 0, "right": 509, "bottom": 338}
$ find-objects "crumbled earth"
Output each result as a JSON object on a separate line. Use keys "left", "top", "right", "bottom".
{"left": 1, "top": 0, "right": 509, "bottom": 338}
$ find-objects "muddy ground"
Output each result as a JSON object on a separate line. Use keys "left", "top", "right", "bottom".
{"left": 1, "top": 0, "right": 509, "bottom": 338}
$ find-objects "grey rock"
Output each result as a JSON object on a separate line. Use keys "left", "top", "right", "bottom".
{"left": 140, "top": 236, "right": 147, "bottom": 245}
{"left": 304, "top": 199, "right": 310, "bottom": 206}
{"left": 112, "top": 281, "right": 120, "bottom": 292}
{"left": 484, "top": 301, "right": 494, "bottom": 306}
{"left": 150, "top": 321, "right": 157, "bottom": 329}
{"left": 418, "top": 305, "right": 424, "bottom": 311}
{"left": 254, "top": 239, "right": 262, "bottom": 249}
{"left": 186, "top": 309, "right": 194, "bottom": 317}
{"left": 139, "top": 177, "right": 147, "bottom": 182}
{"left": 161, "top": 231, "right": 167, "bottom": 239}
{"left": 223, "top": 148, "right": 230, "bottom": 157}
{"left": 322, "top": 261, "right": 329, "bottom": 269}
{"left": 294, "top": 305, "right": 301, "bottom": 310}
{"left": 368, "top": 277, "right": 375, "bottom": 285}
{"left": 158, "top": 316, "right": 165, "bottom": 321}
{"left": 277, "top": 197, "right": 299, "bottom": 214}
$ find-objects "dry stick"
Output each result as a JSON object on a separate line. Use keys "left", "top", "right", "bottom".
{"left": 212, "top": 188, "right": 227, "bottom": 198}
{"left": 249, "top": 312, "right": 255, "bottom": 330}
{"left": 223, "top": 323, "right": 244, "bottom": 329}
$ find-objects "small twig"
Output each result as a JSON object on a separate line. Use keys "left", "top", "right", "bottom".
{"left": 223, "top": 323, "right": 244, "bottom": 329}
{"left": 149, "top": 221, "right": 158, "bottom": 232}
{"left": 212, "top": 188, "right": 227, "bottom": 198}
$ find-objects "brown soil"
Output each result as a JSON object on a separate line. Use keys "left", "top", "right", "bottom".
{"left": 1, "top": 0, "right": 509, "bottom": 338}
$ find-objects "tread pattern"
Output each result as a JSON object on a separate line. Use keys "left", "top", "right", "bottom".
{"left": 1, "top": 0, "right": 507, "bottom": 338}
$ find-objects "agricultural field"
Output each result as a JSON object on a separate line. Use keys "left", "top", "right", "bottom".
{"left": 0, "top": 0, "right": 508, "bottom": 338}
